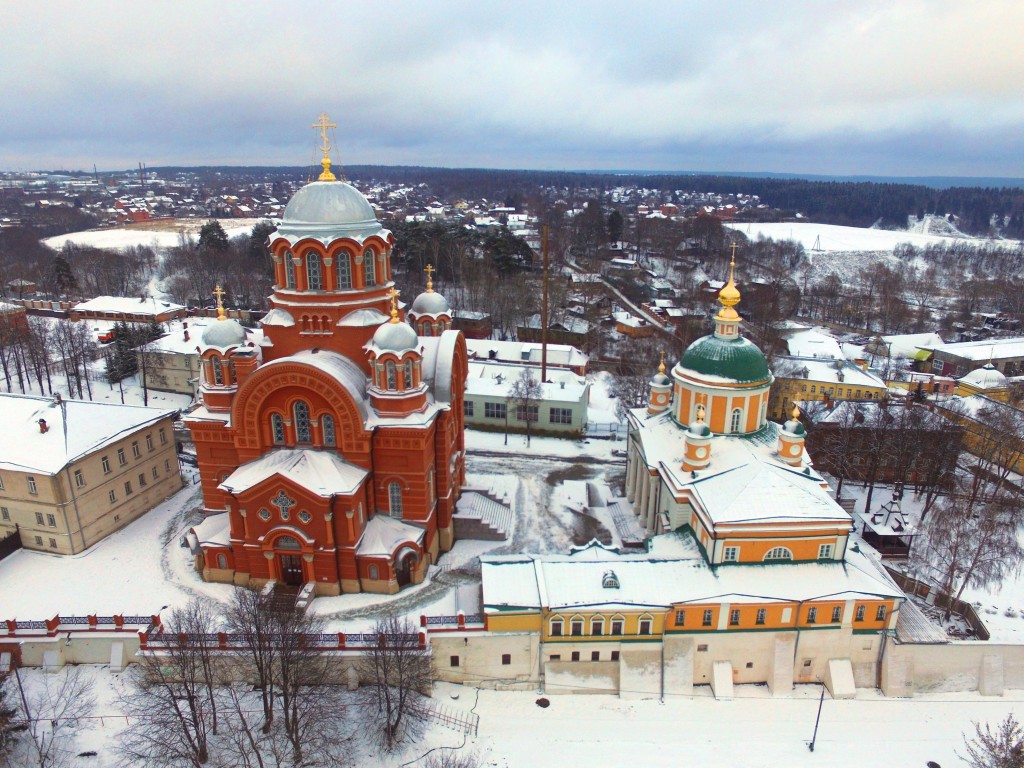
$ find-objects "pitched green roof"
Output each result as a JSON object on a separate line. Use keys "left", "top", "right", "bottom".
{"left": 679, "top": 334, "right": 771, "bottom": 384}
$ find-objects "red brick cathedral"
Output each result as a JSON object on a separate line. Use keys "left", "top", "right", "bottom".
{"left": 186, "top": 124, "right": 467, "bottom": 596}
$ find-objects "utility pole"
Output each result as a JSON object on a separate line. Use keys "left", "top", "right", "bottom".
{"left": 541, "top": 225, "right": 549, "bottom": 383}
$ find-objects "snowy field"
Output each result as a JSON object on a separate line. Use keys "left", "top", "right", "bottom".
{"left": 13, "top": 664, "right": 1024, "bottom": 768}
{"left": 726, "top": 220, "right": 1017, "bottom": 254}
{"left": 42, "top": 217, "right": 269, "bottom": 251}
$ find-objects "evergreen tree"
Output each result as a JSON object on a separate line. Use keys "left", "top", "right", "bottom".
{"left": 50, "top": 252, "right": 79, "bottom": 298}
{"left": 198, "top": 220, "right": 229, "bottom": 253}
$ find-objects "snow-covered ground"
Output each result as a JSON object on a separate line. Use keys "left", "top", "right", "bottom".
{"left": 42, "top": 217, "right": 269, "bottom": 251}
{"left": 726, "top": 220, "right": 1018, "bottom": 254}
{"left": 10, "top": 664, "right": 1020, "bottom": 768}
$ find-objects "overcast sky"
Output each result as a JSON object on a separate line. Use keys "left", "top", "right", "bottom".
{"left": 2, "top": 1, "right": 1022, "bottom": 178}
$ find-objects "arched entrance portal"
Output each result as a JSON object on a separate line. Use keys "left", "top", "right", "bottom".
{"left": 395, "top": 547, "right": 418, "bottom": 588}
{"left": 276, "top": 535, "right": 304, "bottom": 586}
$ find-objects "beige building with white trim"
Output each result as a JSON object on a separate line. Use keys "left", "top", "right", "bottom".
{"left": 0, "top": 394, "right": 182, "bottom": 555}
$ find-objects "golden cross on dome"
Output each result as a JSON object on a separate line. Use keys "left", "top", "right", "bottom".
{"left": 312, "top": 112, "right": 338, "bottom": 182}
{"left": 388, "top": 287, "right": 401, "bottom": 323}
{"left": 424, "top": 263, "right": 435, "bottom": 292}
{"left": 212, "top": 284, "right": 226, "bottom": 320}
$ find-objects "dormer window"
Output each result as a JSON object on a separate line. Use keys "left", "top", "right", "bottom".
{"left": 602, "top": 570, "right": 619, "bottom": 589}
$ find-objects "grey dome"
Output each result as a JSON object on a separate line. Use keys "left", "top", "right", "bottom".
{"left": 283, "top": 181, "right": 377, "bottom": 226}
{"left": 202, "top": 318, "right": 247, "bottom": 348}
{"left": 372, "top": 320, "right": 418, "bottom": 352}
{"left": 410, "top": 290, "right": 451, "bottom": 316}
{"left": 961, "top": 363, "right": 1007, "bottom": 390}
{"left": 783, "top": 418, "right": 806, "bottom": 437}
{"left": 650, "top": 371, "right": 670, "bottom": 386}
{"left": 687, "top": 419, "right": 711, "bottom": 437}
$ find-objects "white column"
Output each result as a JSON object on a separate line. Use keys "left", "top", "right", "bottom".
{"left": 625, "top": 449, "right": 636, "bottom": 502}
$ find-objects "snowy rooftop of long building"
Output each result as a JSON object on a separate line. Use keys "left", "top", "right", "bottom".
{"left": 0, "top": 393, "right": 177, "bottom": 474}
{"left": 466, "top": 362, "right": 588, "bottom": 403}
{"left": 773, "top": 356, "right": 885, "bottom": 388}
{"left": 926, "top": 335, "right": 1024, "bottom": 361}
{"left": 465, "top": 338, "right": 588, "bottom": 369}
{"left": 481, "top": 536, "right": 901, "bottom": 612}
{"left": 73, "top": 295, "right": 186, "bottom": 316}
{"left": 629, "top": 409, "right": 851, "bottom": 527}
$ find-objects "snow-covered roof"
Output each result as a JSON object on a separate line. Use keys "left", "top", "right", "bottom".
{"left": 148, "top": 319, "right": 264, "bottom": 355}
{"left": 357, "top": 514, "right": 425, "bottom": 557}
{"left": 481, "top": 538, "right": 901, "bottom": 612}
{"left": 259, "top": 350, "right": 368, "bottom": 420}
{"left": 466, "top": 362, "right": 588, "bottom": 404}
{"left": 783, "top": 329, "right": 843, "bottom": 359}
{"left": 465, "top": 338, "right": 588, "bottom": 369}
{"left": 0, "top": 394, "right": 177, "bottom": 474}
{"left": 73, "top": 295, "right": 185, "bottom": 317}
{"left": 628, "top": 410, "right": 851, "bottom": 528}
{"left": 927, "top": 336, "right": 1024, "bottom": 362}
{"left": 191, "top": 512, "right": 231, "bottom": 547}
{"left": 877, "top": 332, "right": 945, "bottom": 359}
{"left": 773, "top": 356, "right": 885, "bottom": 388}
{"left": 219, "top": 448, "right": 367, "bottom": 496}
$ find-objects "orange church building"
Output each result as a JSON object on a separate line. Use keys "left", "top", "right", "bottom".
{"left": 186, "top": 121, "right": 468, "bottom": 596}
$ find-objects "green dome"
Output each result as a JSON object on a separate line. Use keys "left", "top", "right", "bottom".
{"left": 679, "top": 334, "right": 771, "bottom": 384}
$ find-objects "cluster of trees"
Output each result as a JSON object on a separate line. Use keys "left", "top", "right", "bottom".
{"left": 0, "top": 316, "right": 95, "bottom": 400}
{"left": 161, "top": 221, "right": 275, "bottom": 310}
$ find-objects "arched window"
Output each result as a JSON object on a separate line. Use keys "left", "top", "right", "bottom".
{"left": 549, "top": 615, "right": 564, "bottom": 637}
{"left": 590, "top": 616, "right": 604, "bottom": 636}
{"left": 388, "top": 481, "right": 403, "bottom": 517}
{"left": 276, "top": 535, "right": 301, "bottom": 550}
{"left": 421, "top": 322, "right": 432, "bottom": 338}
{"left": 336, "top": 252, "right": 352, "bottom": 289}
{"left": 368, "top": 564, "right": 379, "bottom": 580}
{"left": 764, "top": 546, "right": 793, "bottom": 562}
{"left": 363, "top": 249, "right": 376, "bottom": 287}
{"left": 730, "top": 408, "right": 742, "bottom": 433}
{"left": 294, "top": 401, "right": 311, "bottom": 444}
{"left": 216, "top": 553, "right": 227, "bottom": 569}
{"left": 404, "top": 359, "right": 414, "bottom": 389}
{"left": 285, "top": 251, "right": 296, "bottom": 289}
{"left": 322, "top": 414, "right": 336, "bottom": 447}
{"left": 210, "top": 355, "right": 223, "bottom": 385}
{"left": 386, "top": 361, "right": 397, "bottom": 389}
{"left": 306, "top": 251, "right": 322, "bottom": 290}
{"left": 271, "top": 413, "right": 285, "bottom": 445}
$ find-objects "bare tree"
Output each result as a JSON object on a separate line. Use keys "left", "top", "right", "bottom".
{"left": 508, "top": 368, "right": 542, "bottom": 446}
{"left": 960, "top": 713, "right": 1024, "bottom": 768}
{"left": 609, "top": 338, "right": 671, "bottom": 422}
{"left": 4, "top": 665, "right": 95, "bottom": 768}
{"left": 118, "top": 599, "right": 221, "bottom": 767}
{"left": 225, "top": 586, "right": 278, "bottom": 733}
{"left": 358, "top": 615, "right": 432, "bottom": 752}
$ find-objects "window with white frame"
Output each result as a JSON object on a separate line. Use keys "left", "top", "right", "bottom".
{"left": 590, "top": 617, "right": 604, "bottom": 636}
{"left": 876, "top": 605, "right": 887, "bottom": 622}
{"left": 729, "top": 609, "right": 740, "bottom": 626}
{"left": 675, "top": 609, "right": 686, "bottom": 625}
{"left": 1, "top": 507, "right": 9, "bottom": 521}
{"left": 117, "top": 448, "right": 126, "bottom": 466}
{"left": 159, "top": 427, "right": 167, "bottom": 445}
{"left": 549, "top": 617, "right": 563, "bottom": 637}
{"left": 484, "top": 402, "right": 506, "bottom": 419}
{"left": 74, "top": 469, "right": 85, "bottom": 488}
{"left": 306, "top": 251, "right": 322, "bottom": 290}
{"left": 47, "top": 514, "right": 55, "bottom": 527}
{"left": 464, "top": 400, "right": 474, "bottom": 417}
{"left": 756, "top": 608, "right": 767, "bottom": 625}
{"left": 515, "top": 404, "right": 538, "bottom": 422}
{"left": 146, "top": 434, "right": 154, "bottom": 451}
{"left": 818, "top": 543, "right": 834, "bottom": 559}
{"left": 702, "top": 609, "right": 714, "bottom": 627}
{"left": 549, "top": 407, "right": 572, "bottom": 424}
{"left": 35, "top": 512, "right": 44, "bottom": 525}
{"left": 132, "top": 441, "right": 141, "bottom": 459}
{"left": 610, "top": 617, "right": 624, "bottom": 635}
{"left": 102, "top": 456, "right": 112, "bottom": 473}
{"left": 336, "top": 252, "right": 352, "bottom": 289}
{"left": 27, "top": 476, "right": 37, "bottom": 495}
{"left": 124, "top": 481, "right": 133, "bottom": 495}
{"left": 831, "top": 606, "right": 842, "bottom": 623}
{"left": 388, "top": 482, "right": 403, "bottom": 517}
{"left": 285, "top": 252, "right": 296, "bottom": 288}
{"left": 723, "top": 546, "right": 739, "bottom": 562}
{"left": 638, "top": 617, "right": 652, "bottom": 635}
{"left": 570, "top": 617, "right": 583, "bottom": 636}
{"left": 730, "top": 408, "right": 743, "bottom": 433}
{"left": 806, "top": 607, "right": 818, "bottom": 624}
{"left": 763, "top": 546, "right": 793, "bottom": 561}
{"left": 363, "top": 249, "right": 376, "bottom": 286}
{"left": 855, "top": 605, "right": 866, "bottom": 622}
{"left": 108, "top": 489, "right": 117, "bottom": 503}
